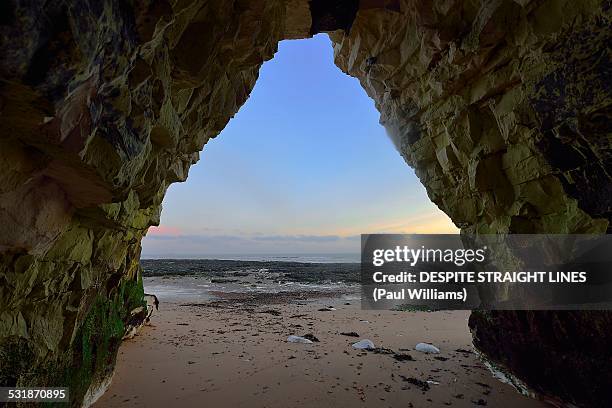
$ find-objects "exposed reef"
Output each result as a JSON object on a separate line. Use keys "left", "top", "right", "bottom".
{"left": 0, "top": 0, "right": 610, "bottom": 407}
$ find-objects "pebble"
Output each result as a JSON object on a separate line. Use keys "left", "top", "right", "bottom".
{"left": 415, "top": 342, "right": 440, "bottom": 354}
{"left": 352, "top": 339, "right": 375, "bottom": 350}
{"left": 287, "top": 335, "right": 313, "bottom": 344}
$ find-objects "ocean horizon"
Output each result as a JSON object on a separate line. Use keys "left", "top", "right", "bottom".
{"left": 140, "top": 252, "right": 361, "bottom": 263}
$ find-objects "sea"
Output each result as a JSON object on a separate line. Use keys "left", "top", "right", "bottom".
{"left": 140, "top": 254, "right": 361, "bottom": 304}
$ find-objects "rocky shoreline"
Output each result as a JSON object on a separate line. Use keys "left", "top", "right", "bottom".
{"left": 141, "top": 258, "right": 361, "bottom": 284}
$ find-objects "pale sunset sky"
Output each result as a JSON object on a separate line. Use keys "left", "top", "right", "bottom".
{"left": 142, "top": 34, "right": 457, "bottom": 258}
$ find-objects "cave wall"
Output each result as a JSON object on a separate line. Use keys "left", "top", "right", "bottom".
{"left": 329, "top": 2, "right": 611, "bottom": 406}
{"left": 0, "top": 0, "right": 610, "bottom": 407}
{"left": 0, "top": 0, "right": 309, "bottom": 404}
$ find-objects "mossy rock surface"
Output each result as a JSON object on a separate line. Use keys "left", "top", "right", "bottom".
{"left": 0, "top": 276, "right": 145, "bottom": 407}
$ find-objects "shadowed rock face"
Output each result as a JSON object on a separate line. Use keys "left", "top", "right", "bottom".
{"left": 0, "top": 0, "right": 610, "bottom": 406}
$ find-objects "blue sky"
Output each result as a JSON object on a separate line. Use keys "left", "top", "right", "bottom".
{"left": 142, "top": 34, "right": 456, "bottom": 257}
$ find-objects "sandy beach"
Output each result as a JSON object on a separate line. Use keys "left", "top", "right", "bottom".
{"left": 95, "top": 282, "right": 546, "bottom": 408}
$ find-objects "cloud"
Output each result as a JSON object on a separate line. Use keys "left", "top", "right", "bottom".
{"left": 369, "top": 214, "right": 459, "bottom": 234}
{"left": 140, "top": 212, "right": 456, "bottom": 258}
{"left": 141, "top": 231, "right": 360, "bottom": 257}
{"left": 332, "top": 211, "right": 458, "bottom": 236}
{"left": 251, "top": 234, "right": 359, "bottom": 242}
{"left": 144, "top": 233, "right": 359, "bottom": 243}
{"left": 147, "top": 225, "right": 182, "bottom": 236}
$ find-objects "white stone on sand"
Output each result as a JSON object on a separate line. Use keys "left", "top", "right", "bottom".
{"left": 287, "top": 335, "right": 313, "bottom": 344}
{"left": 415, "top": 342, "right": 440, "bottom": 354}
{"left": 352, "top": 339, "right": 375, "bottom": 349}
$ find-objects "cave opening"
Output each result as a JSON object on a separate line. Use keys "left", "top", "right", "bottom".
{"left": 142, "top": 34, "right": 456, "bottom": 259}
{"left": 111, "top": 34, "right": 547, "bottom": 408}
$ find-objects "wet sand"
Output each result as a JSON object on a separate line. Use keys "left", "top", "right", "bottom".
{"left": 95, "top": 292, "right": 546, "bottom": 408}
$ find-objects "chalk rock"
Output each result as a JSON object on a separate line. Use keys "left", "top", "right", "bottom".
{"left": 287, "top": 335, "right": 313, "bottom": 344}
{"left": 1, "top": 1, "right": 611, "bottom": 407}
{"left": 415, "top": 343, "right": 440, "bottom": 354}
{"left": 352, "top": 339, "right": 375, "bottom": 350}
